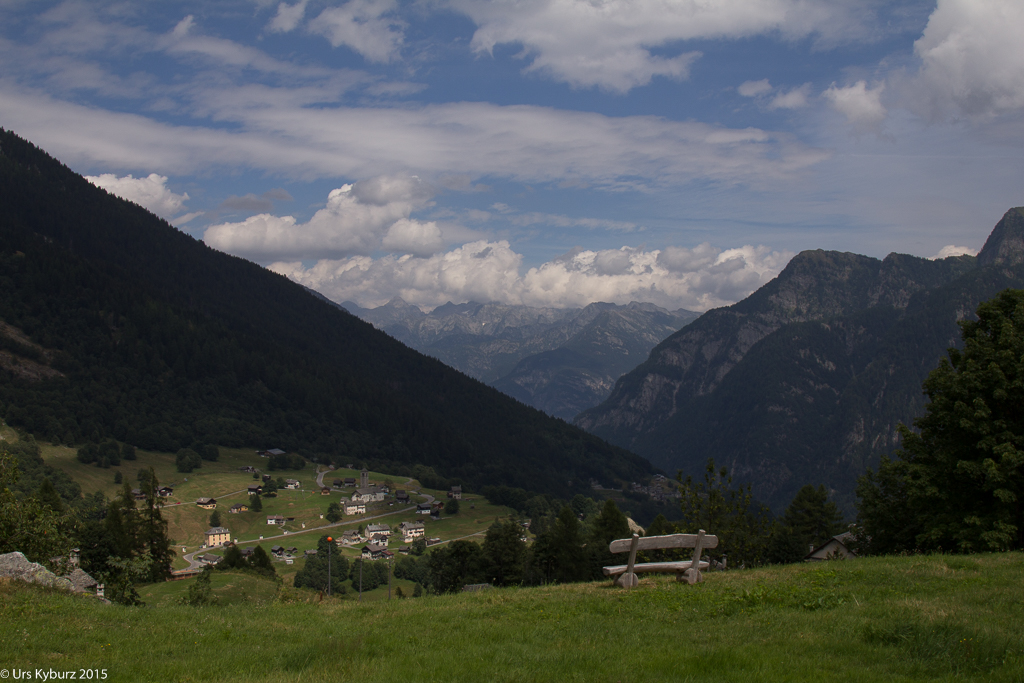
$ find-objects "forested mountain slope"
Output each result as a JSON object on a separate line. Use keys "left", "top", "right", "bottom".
{"left": 342, "top": 299, "right": 697, "bottom": 419}
{"left": 0, "top": 130, "right": 653, "bottom": 498}
{"left": 577, "top": 208, "right": 1024, "bottom": 511}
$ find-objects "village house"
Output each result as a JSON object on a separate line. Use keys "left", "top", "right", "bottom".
{"left": 337, "top": 530, "right": 361, "bottom": 546}
{"left": 399, "top": 521, "right": 425, "bottom": 542}
{"left": 131, "top": 488, "right": 145, "bottom": 501}
{"left": 247, "top": 484, "right": 263, "bottom": 495}
{"left": 239, "top": 466, "right": 256, "bottom": 473}
{"left": 284, "top": 479, "right": 300, "bottom": 490}
{"left": 370, "top": 533, "right": 389, "bottom": 546}
{"left": 416, "top": 502, "right": 432, "bottom": 515}
{"left": 157, "top": 486, "right": 174, "bottom": 498}
{"left": 332, "top": 478, "right": 343, "bottom": 488}
{"left": 230, "top": 503, "right": 248, "bottom": 514}
{"left": 196, "top": 497, "right": 217, "bottom": 509}
{"left": 271, "top": 545, "right": 284, "bottom": 556}
{"left": 262, "top": 474, "right": 272, "bottom": 482}
{"left": 366, "top": 523, "right": 391, "bottom": 538}
{"left": 352, "top": 487, "right": 385, "bottom": 503}
{"left": 205, "top": 527, "right": 231, "bottom": 547}
{"left": 240, "top": 547, "right": 254, "bottom": 559}
{"left": 320, "top": 487, "right": 331, "bottom": 496}
{"left": 343, "top": 477, "right": 356, "bottom": 487}
{"left": 267, "top": 515, "right": 286, "bottom": 525}
{"left": 199, "top": 554, "right": 221, "bottom": 565}
{"left": 395, "top": 490, "right": 410, "bottom": 503}
{"left": 343, "top": 500, "right": 365, "bottom": 515}
{"left": 260, "top": 448, "right": 286, "bottom": 457}
{"left": 448, "top": 485, "right": 462, "bottom": 500}
{"left": 806, "top": 532, "right": 857, "bottom": 561}
{"left": 361, "top": 543, "right": 392, "bottom": 561}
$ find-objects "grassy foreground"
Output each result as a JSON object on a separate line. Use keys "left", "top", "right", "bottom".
{"left": 2, "top": 553, "right": 1022, "bottom": 682}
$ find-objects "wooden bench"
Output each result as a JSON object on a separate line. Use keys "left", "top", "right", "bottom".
{"left": 603, "top": 529, "right": 718, "bottom": 588}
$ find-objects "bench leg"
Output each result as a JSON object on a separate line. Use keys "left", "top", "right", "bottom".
{"left": 683, "top": 568, "right": 703, "bottom": 585}
{"left": 617, "top": 572, "right": 638, "bottom": 588}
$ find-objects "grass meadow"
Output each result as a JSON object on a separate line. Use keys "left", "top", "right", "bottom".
{"left": 3, "top": 553, "right": 1022, "bottom": 682}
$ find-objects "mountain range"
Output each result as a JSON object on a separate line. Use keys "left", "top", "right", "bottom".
{"left": 341, "top": 299, "right": 697, "bottom": 420}
{"left": 577, "top": 208, "right": 1024, "bottom": 512}
{"left": 0, "top": 129, "right": 654, "bottom": 499}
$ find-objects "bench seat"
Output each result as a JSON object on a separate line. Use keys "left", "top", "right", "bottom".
{"left": 602, "top": 560, "right": 710, "bottom": 576}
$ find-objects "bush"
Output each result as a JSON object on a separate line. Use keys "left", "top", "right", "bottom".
{"left": 175, "top": 448, "right": 202, "bottom": 473}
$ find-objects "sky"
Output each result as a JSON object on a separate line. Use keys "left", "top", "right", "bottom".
{"left": 1, "top": 0, "right": 1022, "bottom": 312}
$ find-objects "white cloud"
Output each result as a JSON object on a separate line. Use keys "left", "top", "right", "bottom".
{"left": 912, "top": 0, "right": 1024, "bottom": 118}
{"left": 450, "top": 0, "right": 874, "bottom": 93}
{"left": 203, "top": 175, "right": 436, "bottom": 260}
{"left": 84, "top": 173, "right": 189, "bottom": 218}
{"left": 270, "top": 239, "right": 793, "bottom": 312}
{"left": 823, "top": 80, "right": 887, "bottom": 131}
{"left": 930, "top": 245, "right": 978, "bottom": 260}
{"left": 267, "top": 0, "right": 309, "bottom": 33}
{"left": 0, "top": 87, "right": 829, "bottom": 190}
{"left": 769, "top": 84, "right": 810, "bottom": 109}
{"left": 738, "top": 79, "right": 772, "bottom": 97}
{"left": 309, "top": 0, "right": 404, "bottom": 63}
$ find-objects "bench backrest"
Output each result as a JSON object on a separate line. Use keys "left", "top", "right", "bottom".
{"left": 609, "top": 532, "right": 719, "bottom": 554}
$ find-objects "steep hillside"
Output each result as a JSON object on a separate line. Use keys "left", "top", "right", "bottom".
{"left": 0, "top": 129, "right": 654, "bottom": 498}
{"left": 344, "top": 299, "right": 697, "bottom": 418}
{"left": 577, "top": 208, "right": 1024, "bottom": 510}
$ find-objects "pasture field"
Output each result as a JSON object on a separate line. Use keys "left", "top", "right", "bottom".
{"left": 3, "top": 553, "right": 1023, "bottom": 682}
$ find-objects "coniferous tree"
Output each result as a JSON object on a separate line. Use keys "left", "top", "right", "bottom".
{"left": 209, "top": 509, "right": 222, "bottom": 528}
{"left": 532, "top": 506, "right": 587, "bottom": 584}
{"left": 249, "top": 493, "right": 262, "bottom": 512}
{"left": 586, "top": 498, "right": 631, "bottom": 577}
{"left": 481, "top": 519, "right": 526, "bottom": 586}
{"left": 767, "top": 485, "right": 845, "bottom": 564}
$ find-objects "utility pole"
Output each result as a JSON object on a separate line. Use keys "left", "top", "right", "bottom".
{"left": 327, "top": 537, "right": 332, "bottom": 596}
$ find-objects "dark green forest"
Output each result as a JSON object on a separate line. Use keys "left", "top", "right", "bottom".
{"left": 0, "top": 129, "right": 653, "bottom": 499}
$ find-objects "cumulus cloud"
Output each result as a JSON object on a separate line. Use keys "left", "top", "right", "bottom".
{"left": 738, "top": 79, "right": 772, "bottom": 97}
{"left": 85, "top": 173, "right": 189, "bottom": 218}
{"left": 309, "top": 0, "right": 404, "bottom": 63}
{"left": 267, "top": 0, "right": 309, "bottom": 33}
{"left": 768, "top": 84, "right": 810, "bottom": 109}
{"left": 912, "top": 0, "right": 1024, "bottom": 118}
{"left": 823, "top": 80, "right": 887, "bottom": 132}
{"left": 449, "top": 0, "right": 872, "bottom": 92}
{"left": 930, "top": 245, "right": 978, "bottom": 260}
{"left": 203, "top": 174, "right": 436, "bottom": 260}
{"left": 270, "top": 239, "right": 793, "bottom": 312}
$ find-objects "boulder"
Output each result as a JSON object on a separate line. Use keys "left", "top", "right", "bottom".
{"left": 0, "top": 552, "right": 73, "bottom": 591}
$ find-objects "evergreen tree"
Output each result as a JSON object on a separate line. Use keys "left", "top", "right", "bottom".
{"left": 219, "top": 544, "right": 246, "bottom": 570}
{"left": 586, "top": 499, "right": 631, "bottom": 578}
{"left": 249, "top": 493, "right": 262, "bottom": 512}
{"left": 138, "top": 467, "right": 174, "bottom": 582}
{"left": 294, "top": 535, "right": 348, "bottom": 594}
{"left": 857, "top": 289, "right": 1024, "bottom": 553}
{"left": 768, "top": 485, "right": 844, "bottom": 564}
{"left": 444, "top": 497, "right": 460, "bottom": 515}
{"left": 114, "top": 471, "right": 122, "bottom": 484}
{"left": 481, "top": 519, "right": 526, "bottom": 586}
{"left": 175, "top": 448, "right": 202, "bottom": 473}
{"left": 678, "top": 458, "right": 771, "bottom": 567}
{"left": 325, "top": 501, "right": 342, "bottom": 523}
{"left": 209, "top": 509, "right": 222, "bottom": 528}
{"left": 36, "top": 478, "right": 64, "bottom": 512}
{"left": 532, "top": 506, "right": 587, "bottom": 584}
{"left": 181, "top": 567, "right": 216, "bottom": 606}
{"left": 427, "top": 539, "right": 483, "bottom": 593}
{"left": 120, "top": 443, "right": 136, "bottom": 461}
{"left": 247, "top": 545, "right": 275, "bottom": 577}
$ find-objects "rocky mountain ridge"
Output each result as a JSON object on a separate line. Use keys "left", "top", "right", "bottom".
{"left": 576, "top": 208, "right": 1024, "bottom": 511}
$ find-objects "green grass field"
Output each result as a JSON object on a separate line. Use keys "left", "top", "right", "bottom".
{"left": 2, "top": 553, "right": 1022, "bottom": 682}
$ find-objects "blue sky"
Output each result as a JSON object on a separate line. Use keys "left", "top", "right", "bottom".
{"left": 2, "top": 0, "right": 1022, "bottom": 311}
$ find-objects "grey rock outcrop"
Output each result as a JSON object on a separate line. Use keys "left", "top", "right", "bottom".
{"left": 0, "top": 551, "right": 73, "bottom": 591}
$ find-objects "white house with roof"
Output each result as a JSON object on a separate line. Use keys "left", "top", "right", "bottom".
{"left": 353, "top": 487, "right": 386, "bottom": 503}
{"left": 399, "top": 521, "right": 425, "bottom": 542}
{"left": 343, "top": 500, "right": 365, "bottom": 515}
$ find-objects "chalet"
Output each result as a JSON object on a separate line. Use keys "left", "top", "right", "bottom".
{"left": 271, "top": 545, "right": 284, "bottom": 556}
{"left": 247, "top": 484, "right": 263, "bottom": 495}
{"left": 304, "top": 549, "right": 318, "bottom": 557}
{"left": 332, "top": 478, "right": 343, "bottom": 488}
{"left": 343, "top": 477, "right": 356, "bottom": 487}
{"left": 361, "top": 543, "right": 390, "bottom": 560}
{"left": 352, "top": 487, "right": 385, "bottom": 503}
{"left": 395, "top": 490, "right": 410, "bottom": 503}
{"left": 199, "top": 554, "right": 221, "bottom": 565}
{"left": 426, "top": 538, "right": 442, "bottom": 547}
{"left": 416, "top": 503, "right": 432, "bottom": 515}
{"left": 230, "top": 503, "right": 249, "bottom": 514}
{"left": 343, "top": 500, "right": 365, "bottom": 515}
{"left": 320, "top": 487, "right": 331, "bottom": 496}
{"left": 399, "top": 521, "right": 425, "bottom": 541}
{"left": 157, "top": 486, "right": 174, "bottom": 498}
{"left": 239, "top": 466, "right": 256, "bottom": 473}
{"left": 366, "top": 523, "right": 391, "bottom": 537}
{"left": 449, "top": 485, "right": 462, "bottom": 500}
{"left": 267, "top": 515, "right": 286, "bottom": 525}
{"left": 287, "top": 547, "right": 298, "bottom": 555}
{"left": 131, "top": 488, "right": 145, "bottom": 501}
{"left": 398, "top": 546, "right": 410, "bottom": 555}
{"left": 262, "top": 474, "right": 272, "bottom": 482}
{"left": 805, "top": 532, "right": 857, "bottom": 562}
{"left": 205, "top": 527, "right": 231, "bottom": 547}
{"left": 284, "top": 479, "right": 300, "bottom": 490}
{"left": 260, "top": 448, "right": 286, "bottom": 457}
{"left": 240, "top": 547, "right": 254, "bottom": 558}
{"left": 196, "top": 498, "right": 217, "bottom": 509}
{"left": 370, "top": 533, "right": 389, "bottom": 546}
